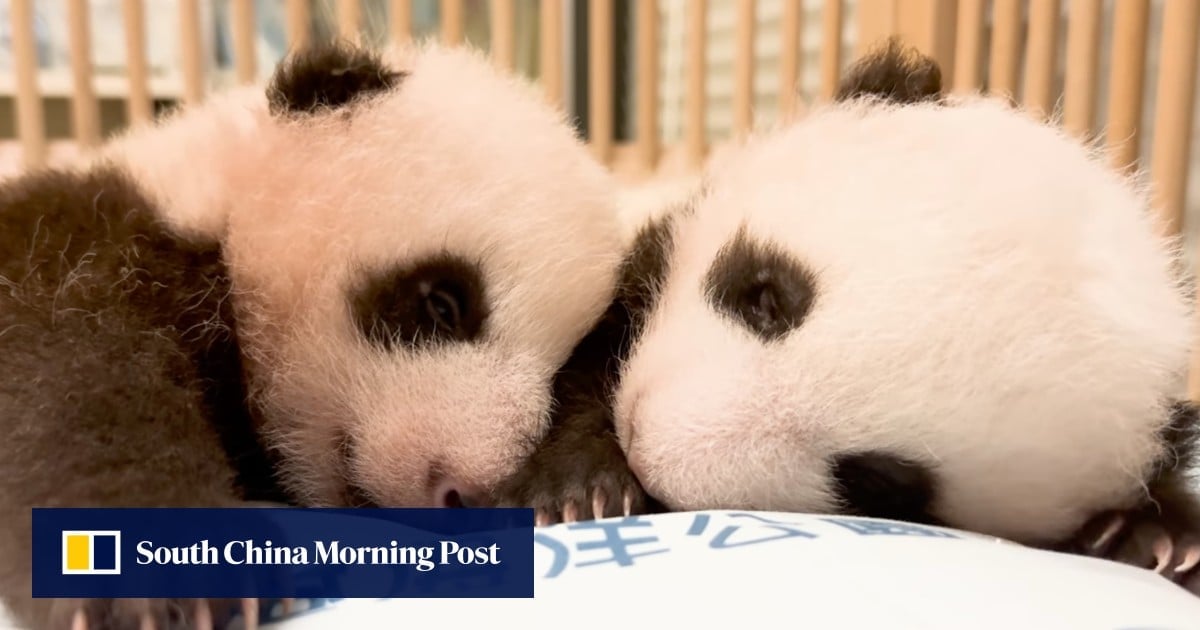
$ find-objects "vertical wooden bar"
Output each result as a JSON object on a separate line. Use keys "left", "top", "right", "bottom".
{"left": 122, "top": 0, "right": 152, "bottom": 125}
{"left": 636, "top": 0, "right": 660, "bottom": 170}
{"left": 179, "top": 0, "right": 205, "bottom": 105}
{"left": 491, "top": 0, "right": 516, "bottom": 70}
{"left": 778, "top": 0, "right": 801, "bottom": 120}
{"left": 441, "top": 0, "right": 464, "bottom": 45}
{"left": 287, "top": 0, "right": 310, "bottom": 49}
{"left": 1105, "top": 0, "right": 1150, "bottom": 171}
{"left": 231, "top": 0, "right": 257, "bottom": 84}
{"left": 391, "top": 0, "right": 412, "bottom": 44}
{"left": 988, "top": 0, "right": 1022, "bottom": 100}
{"left": 857, "top": 0, "right": 898, "bottom": 57}
{"left": 589, "top": 0, "right": 614, "bottom": 163}
{"left": 952, "top": 0, "right": 985, "bottom": 93}
{"left": 1062, "top": 0, "right": 1102, "bottom": 136}
{"left": 66, "top": 0, "right": 100, "bottom": 147}
{"left": 732, "top": 0, "right": 755, "bottom": 137}
{"left": 818, "top": 0, "right": 844, "bottom": 101}
{"left": 685, "top": 0, "right": 707, "bottom": 166}
{"left": 539, "top": 0, "right": 564, "bottom": 106}
{"left": 10, "top": 0, "right": 45, "bottom": 168}
{"left": 895, "top": 0, "right": 957, "bottom": 86}
{"left": 1022, "top": 0, "right": 1059, "bottom": 118}
{"left": 1149, "top": 0, "right": 1200, "bottom": 238}
{"left": 337, "top": 0, "right": 361, "bottom": 40}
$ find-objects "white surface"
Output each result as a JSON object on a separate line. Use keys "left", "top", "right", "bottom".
{"left": 261, "top": 510, "right": 1200, "bottom": 629}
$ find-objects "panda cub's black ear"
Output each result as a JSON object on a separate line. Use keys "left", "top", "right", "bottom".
{"left": 835, "top": 36, "right": 943, "bottom": 105}
{"left": 267, "top": 40, "right": 406, "bottom": 116}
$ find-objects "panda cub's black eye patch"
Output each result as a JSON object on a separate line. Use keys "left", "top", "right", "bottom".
{"left": 704, "top": 227, "right": 816, "bottom": 342}
{"left": 351, "top": 255, "right": 488, "bottom": 351}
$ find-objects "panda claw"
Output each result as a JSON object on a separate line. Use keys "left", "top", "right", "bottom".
{"left": 1178, "top": 544, "right": 1200, "bottom": 573}
{"left": 592, "top": 488, "right": 606, "bottom": 520}
{"left": 139, "top": 611, "right": 155, "bottom": 630}
{"left": 623, "top": 491, "right": 633, "bottom": 517}
{"left": 1153, "top": 534, "right": 1175, "bottom": 573}
{"left": 242, "top": 598, "right": 259, "bottom": 630}
{"left": 195, "top": 598, "right": 213, "bottom": 630}
{"left": 70, "top": 609, "right": 86, "bottom": 630}
{"left": 535, "top": 510, "right": 549, "bottom": 527}
{"left": 1092, "top": 513, "right": 1125, "bottom": 552}
{"left": 563, "top": 502, "right": 579, "bottom": 523}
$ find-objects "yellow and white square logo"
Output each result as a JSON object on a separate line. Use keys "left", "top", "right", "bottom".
{"left": 61, "top": 530, "right": 121, "bottom": 575}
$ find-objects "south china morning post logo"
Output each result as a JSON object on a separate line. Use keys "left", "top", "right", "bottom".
{"left": 61, "top": 530, "right": 121, "bottom": 575}
{"left": 33, "top": 508, "right": 534, "bottom": 599}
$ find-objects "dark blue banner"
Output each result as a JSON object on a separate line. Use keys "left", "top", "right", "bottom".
{"left": 32, "top": 508, "right": 534, "bottom": 599}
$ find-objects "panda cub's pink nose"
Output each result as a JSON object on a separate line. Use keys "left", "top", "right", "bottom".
{"left": 433, "top": 480, "right": 488, "bottom": 508}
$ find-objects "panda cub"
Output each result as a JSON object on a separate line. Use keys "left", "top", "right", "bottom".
{"left": 501, "top": 42, "right": 1200, "bottom": 595}
{"left": 0, "top": 40, "right": 623, "bottom": 628}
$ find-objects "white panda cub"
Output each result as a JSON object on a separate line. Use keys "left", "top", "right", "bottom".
{"left": 501, "top": 42, "right": 1200, "bottom": 595}
{"left": 0, "top": 40, "right": 623, "bottom": 629}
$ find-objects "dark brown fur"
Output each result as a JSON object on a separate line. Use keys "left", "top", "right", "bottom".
{"left": 267, "top": 39, "right": 405, "bottom": 117}
{"left": 0, "top": 166, "right": 284, "bottom": 628}
{"left": 835, "top": 36, "right": 944, "bottom": 105}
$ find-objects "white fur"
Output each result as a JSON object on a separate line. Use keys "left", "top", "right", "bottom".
{"left": 614, "top": 96, "right": 1194, "bottom": 544}
{"left": 105, "top": 42, "right": 624, "bottom": 507}
{"left": 98, "top": 85, "right": 270, "bottom": 241}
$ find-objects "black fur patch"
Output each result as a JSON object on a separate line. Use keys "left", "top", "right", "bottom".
{"left": 831, "top": 451, "right": 939, "bottom": 524}
{"left": 350, "top": 254, "right": 489, "bottom": 352}
{"left": 704, "top": 226, "right": 817, "bottom": 343}
{"left": 0, "top": 166, "right": 287, "bottom": 627}
{"left": 267, "top": 40, "right": 405, "bottom": 116}
{"left": 836, "top": 37, "right": 943, "bottom": 105}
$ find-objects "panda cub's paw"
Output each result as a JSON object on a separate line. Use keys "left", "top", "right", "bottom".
{"left": 1072, "top": 509, "right": 1200, "bottom": 595}
{"left": 493, "top": 432, "right": 652, "bottom": 526}
{"left": 47, "top": 597, "right": 258, "bottom": 630}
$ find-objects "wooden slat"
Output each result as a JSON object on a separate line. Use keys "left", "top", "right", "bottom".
{"left": 1022, "top": 0, "right": 1059, "bottom": 118}
{"left": 952, "top": 0, "right": 985, "bottom": 93}
{"left": 636, "top": 0, "right": 660, "bottom": 171}
{"left": 778, "top": 0, "right": 801, "bottom": 121}
{"left": 732, "top": 0, "right": 755, "bottom": 137}
{"left": 1062, "top": 0, "right": 1102, "bottom": 136}
{"left": 287, "top": 0, "right": 310, "bottom": 49}
{"left": 857, "top": 0, "right": 898, "bottom": 57}
{"left": 895, "top": 0, "right": 958, "bottom": 83}
{"left": 539, "top": 0, "right": 563, "bottom": 106}
{"left": 817, "top": 0, "right": 843, "bottom": 101}
{"left": 1149, "top": 0, "right": 1200, "bottom": 238}
{"left": 231, "top": 0, "right": 257, "bottom": 84}
{"left": 491, "top": 0, "right": 516, "bottom": 70}
{"left": 685, "top": 0, "right": 707, "bottom": 167}
{"left": 337, "top": 0, "right": 360, "bottom": 41}
{"left": 441, "top": 0, "right": 464, "bottom": 45}
{"left": 179, "top": 0, "right": 205, "bottom": 105}
{"left": 987, "top": 0, "right": 1022, "bottom": 100}
{"left": 122, "top": 0, "right": 152, "bottom": 125}
{"left": 1105, "top": 0, "right": 1150, "bottom": 171}
{"left": 589, "top": 0, "right": 614, "bottom": 163}
{"left": 66, "top": 0, "right": 100, "bottom": 147}
{"left": 10, "top": 0, "right": 45, "bottom": 168}
{"left": 390, "top": 0, "right": 412, "bottom": 44}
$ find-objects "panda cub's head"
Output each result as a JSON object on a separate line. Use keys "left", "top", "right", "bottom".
{"left": 112, "top": 41, "right": 622, "bottom": 508}
{"left": 613, "top": 44, "right": 1193, "bottom": 544}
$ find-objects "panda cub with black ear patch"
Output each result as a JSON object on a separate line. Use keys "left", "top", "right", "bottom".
{"left": 0, "top": 39, "right": 623, "bottom": 629}
{"left": 503, "top": 41, "right": 1200, "bottom": 595}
